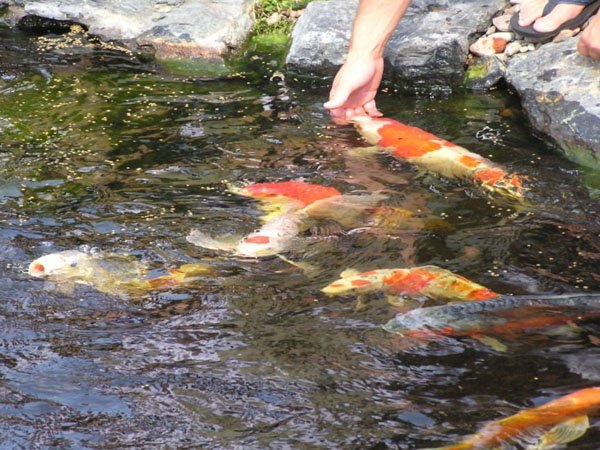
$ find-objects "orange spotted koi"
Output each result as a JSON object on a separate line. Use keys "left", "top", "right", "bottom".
{"left": 351, "top": 116, "right": 524, "bottom": 200}
{"left": 322, "top": 265, "right": 498, "bottom": 308}
{"left": 424, "top": 386, "right": 600, "bottom": 449}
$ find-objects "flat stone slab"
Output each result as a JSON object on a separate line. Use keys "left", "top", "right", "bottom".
{"left": 286, "top": 0, "right": 506, "bottom": 85}
{"left": 506, "top": 38, "right": 600, "bottom": 169}
{"left": 4, "top": 0, "right": 254, "bottom": 61}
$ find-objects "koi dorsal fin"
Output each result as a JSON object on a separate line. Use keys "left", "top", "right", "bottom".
{"left": 340, "top": 269, "right": 360, "bottom": 278}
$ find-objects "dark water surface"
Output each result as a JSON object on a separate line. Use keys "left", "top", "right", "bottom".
{"left": 1, "top": 25, "right": 600, "bottom": 449}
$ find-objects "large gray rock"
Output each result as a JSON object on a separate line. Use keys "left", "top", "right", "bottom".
{"left": 506, "top": 39, "right": 600, "bottom": 169}
{"left": 5, "top": 0, "right": 254, "bottom": 61}
{"left": 286, "top": 0, "right": 507, "bottom": 85}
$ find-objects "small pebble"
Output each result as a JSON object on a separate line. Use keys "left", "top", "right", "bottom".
{"left": 492, "top": 14, "right": 512, "bottom": 32}
{"left": 504, "top": 41, "right": 521, "bottom": 57}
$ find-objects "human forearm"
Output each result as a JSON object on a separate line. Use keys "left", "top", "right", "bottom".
{"left": 324, "top": 0, "right": 411, "bottom": 119}
{"left": 348, "top": 0, "right": 412, "bottom": 59}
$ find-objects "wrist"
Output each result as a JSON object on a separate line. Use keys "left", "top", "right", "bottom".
{"left": 345, "top": 48, "right": 383, "bottom": 64}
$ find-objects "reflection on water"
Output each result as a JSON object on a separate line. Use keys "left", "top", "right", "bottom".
{"left": 1, "top": 25, "right": 600, "bottom": 448}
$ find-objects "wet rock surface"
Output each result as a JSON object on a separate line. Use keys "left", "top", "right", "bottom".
{"left": 4, "top": 0, "right": 254, "bottom": 61}
{"left": 506, "top": 39, "right": 600, "bottom": 168}
{"left": 464, "top": 55, "right": 506, "bottom": 90}
{"left": 286, "top": 0, "right": 506, "bottom": 85}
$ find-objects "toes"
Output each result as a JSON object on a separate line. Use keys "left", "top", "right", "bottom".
{"left": 518, "top": 0, "right": 549, "bottom": 26}
{"left": 533, "top": 3, "right": 585, "bottom": 32}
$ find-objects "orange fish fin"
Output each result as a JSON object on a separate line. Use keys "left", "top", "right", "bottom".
{"left": 534, "top": 415, "right": 589, "bottom": 449}
{"left": 145, "top": 276, "right": 177, "bottom": 289}
{"left": 354, "top": 295, "right": 369, "bottom": 312}
{"left": 472, "top": 334, "right": 508, "bottom": 352}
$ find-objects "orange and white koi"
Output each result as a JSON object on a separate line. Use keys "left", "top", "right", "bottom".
{"left": 28, "top": 250, "right": 213, "bottom": 296}
{"left": 322, "top": 265, "right": 498, "bottom": 308}
{"left": 351, "top": 116, "right": 524, "bottom": 200}
{"left": 188, "top": 181, "right": 387, "bottom": 258}
{"left": 231, "top": 180, "right": 342, "bottom": 212}
{"left": 425, "top": 387, "right": 600, "bottom": 450}
{"left": 187, "top": 203, "right": 306, "bottom": 258}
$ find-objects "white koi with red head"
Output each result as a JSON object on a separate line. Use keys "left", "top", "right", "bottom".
{"left": 28, "top": 250, "right": 91, "bottom": 278}
{"left": 28, "top": 249, "right": 148, "bottom": 295}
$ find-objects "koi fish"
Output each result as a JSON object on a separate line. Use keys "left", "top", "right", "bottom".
{"left": 322, "top": 265, "right": 498, "bottom": 309}
{"left": 351, "top": 116, "right": 524, "bottom": 200}
{"left": 187, "top": 203, "right": 306, "bottom": 258}
{"left": 425, "top": 387, "right": 600, "bottom": 450}
{"left": 188, "top": 181, "right": 387, "bottom": 258}
{"left": 230, "top": 180, "right": 342, "bottom": 217}
{"left": 384, "top": 293, "right": 600, "bottom": 351}
{"left": 28, "top": 250, "right": 213, "bottom": 296}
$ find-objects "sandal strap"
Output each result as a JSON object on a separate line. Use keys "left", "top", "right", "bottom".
{"left": 543, "top": 0, "right": 595, "bottom": 15}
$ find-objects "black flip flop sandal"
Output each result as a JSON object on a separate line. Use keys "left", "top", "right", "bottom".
{"left": 510, "top": 0, "right": 600, "bottom": 43}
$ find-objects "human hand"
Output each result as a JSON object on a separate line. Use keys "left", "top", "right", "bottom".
{"left": 323, "top": 55, "right": 384, "bottom": 122}
{"left": 578, "top": 13, "right": 600, "bottom": 60}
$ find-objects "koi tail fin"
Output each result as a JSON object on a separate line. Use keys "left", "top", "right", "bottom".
{"left": 145, "top": 263, "right": 214, "bottom": 290}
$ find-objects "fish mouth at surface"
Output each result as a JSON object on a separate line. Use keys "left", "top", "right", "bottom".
{"left": 28, "top": 262, "right": 46, "bottom": 277}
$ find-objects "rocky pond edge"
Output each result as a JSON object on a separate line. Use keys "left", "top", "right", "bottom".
{"left": 1, "top": 0, "right": 599, "bottom": 170}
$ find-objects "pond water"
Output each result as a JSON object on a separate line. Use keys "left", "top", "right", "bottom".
{"left": 1, "top": 24, "right": 600, "bottom": 449}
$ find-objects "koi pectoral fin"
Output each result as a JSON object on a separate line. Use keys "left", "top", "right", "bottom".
{"left": 530, "top": 415, "right": 590, "bottom": 450}
{"left": 346, "top": 145, "right": 380, "bottom": 160}
{"left": 417, "top": 444, "right": 471, "bottom": 450}
{"left": 170, "top": 263, "right": 215, "bottom": 277}
{"left": 472, "top": 334, "right": 508, "bottom": 352}
{"left": 186, "top": 229, "right": 238, "bottom": 252}
{"left": 386, "top": 295, "right": 423, "bottom": 308}
{"left": 355, "top": 295, "right": 369, "bottom": 312}
{"left": 276, "top": 254, "right": 319, "bottom": 278}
